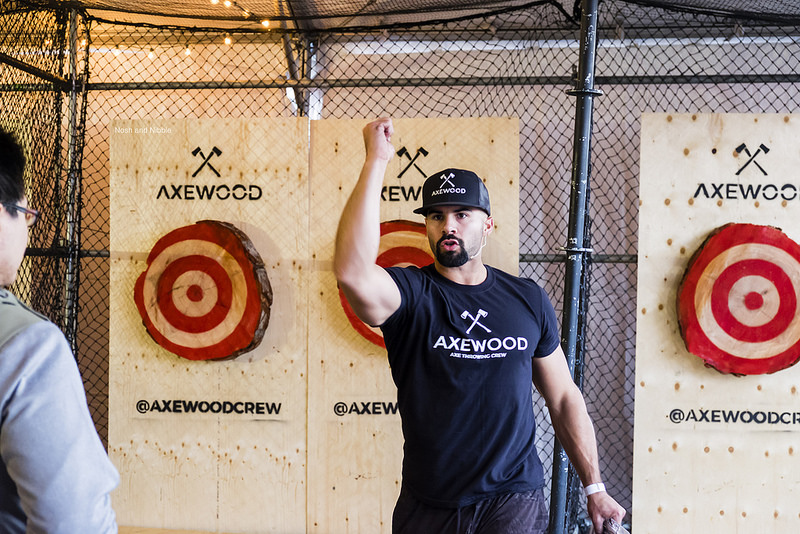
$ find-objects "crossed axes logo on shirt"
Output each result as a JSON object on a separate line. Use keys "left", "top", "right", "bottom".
{"left": 461, "top": 308, "right": 491, "bottom": 334}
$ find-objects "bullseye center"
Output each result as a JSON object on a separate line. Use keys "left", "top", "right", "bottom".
{"left": 186, "top": 284, "right": 204, "bottom": 302}
{"left": 744, "top": 291, "right": 764, "bottom": 310}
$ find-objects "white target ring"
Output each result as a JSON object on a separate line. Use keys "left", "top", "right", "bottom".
{"left": 727, "top": 275, "right": 779, "bottom": 328}
{"left": 678, "top": 223, "right": 800, "bottom": 374}
{"left": 171, "top": 270, "right": 219, "bottom": 318}
{"left": 141, "top": 240, "right": 248, "bottom": 349}
{"left": 694, "top": 243, "right": 800, "bottom": 359}
{"left": 134, "top": 221, "right": 272, "bottom": 360}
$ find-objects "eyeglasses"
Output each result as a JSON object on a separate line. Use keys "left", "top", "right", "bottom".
{"left": 2, "top": 203, "right": 39, "bottom": 228}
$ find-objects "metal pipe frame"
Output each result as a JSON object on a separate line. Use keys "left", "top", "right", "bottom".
{"left": 63, "top": 8, "right": 80, "bottom": 348}
{"left": 0, "top": 51, "right": 71, "bottom": 91}
{"left": 548, "top": 0, "right": 601, "bottom": 532}
{"left": 76, "top": 72, "right": 800, "bottom": 92}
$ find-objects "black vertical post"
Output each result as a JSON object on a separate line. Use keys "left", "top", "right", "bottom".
{"left": 548, "top": 0, "right": 602, "bottom": 532}
{"left": 64, "top": 8, "right": 80, "bottom": 349}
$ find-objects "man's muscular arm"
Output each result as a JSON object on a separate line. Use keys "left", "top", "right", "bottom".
{"left": 532, "top": 345, "right": 626, "bottom": 533}
{"left": 334, "top": 118, "right": 402, "bottom": 326}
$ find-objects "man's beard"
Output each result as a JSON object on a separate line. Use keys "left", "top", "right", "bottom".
{"left": 435, "top": 235, "right": 470, "bottom": 267}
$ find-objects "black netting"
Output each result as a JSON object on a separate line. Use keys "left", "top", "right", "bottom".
{"left": 617, "top": 0, "right": 800, "bottom": 26}
{"left": 0, "top": 3, "right": 103, "bottom": 455}
{"left": 4, "top": 1, "right": 800, "bottom": 532}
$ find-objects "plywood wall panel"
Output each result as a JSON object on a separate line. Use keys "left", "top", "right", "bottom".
{"left": 110, "top": 118, "right": 309, "bottom": 533}
{"left": 111, "top": 116, "right": 519, "bottom": 533}
{"left": 307, "top": 117, "right": 519, "bottom": 533}
{"left": 634, "top": 113, "right": 800, "bottom": 534}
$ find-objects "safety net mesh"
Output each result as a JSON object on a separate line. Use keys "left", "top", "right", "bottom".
{"left": 3, "top": 0, "right": 800, "bottom": 531}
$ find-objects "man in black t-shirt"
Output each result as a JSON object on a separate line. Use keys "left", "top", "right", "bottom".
{"left": 334, "top": 117, "right": 625, "bottom": 534}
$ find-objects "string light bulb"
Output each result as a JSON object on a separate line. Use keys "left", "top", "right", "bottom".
{"left": 223, "top": 0, "right": 231, "bottom": 6}
{"left": 224, "top": 34, "right": 232, "bottom": 45}
{"left": 261, "top": 19, "right": 271, "bottom": 28}
{"left": 184, "top": 45, "right": 192, "bottom": 56}
{"left": 147, "top": 48, "right": 155, "bottom": 59}
{"left": 210, "top": 0, "right": 219, "bottom": 3}
{"left": 113, "top": 45, "right": 121, "bottom": 56}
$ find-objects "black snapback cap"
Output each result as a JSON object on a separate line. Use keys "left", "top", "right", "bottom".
{"left": 413, "top": 168, "right": 491, "bottom": 216}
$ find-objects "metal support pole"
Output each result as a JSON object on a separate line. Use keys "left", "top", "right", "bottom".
{"left": 548, "top": 0, "right": 602, "bottom": 532}
{"left": 304, "top": 38, "right": 324, "bottom": 120}
{"left": 63, "top": 9, "right": 80, "bottom": 348}
{"left": 277, "top": 2, "right": 306, "bottom": 116}
{"left": 281, "top": 33, "right": 307, "bottom": 116}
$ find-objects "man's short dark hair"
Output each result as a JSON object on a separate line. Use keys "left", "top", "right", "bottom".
{"left": 0, "top": 127, "right": 26, "bottom": 207}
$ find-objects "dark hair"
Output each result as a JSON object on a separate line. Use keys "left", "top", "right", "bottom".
{"left": 0, "top": 127, "right": 26, "bottom": 207}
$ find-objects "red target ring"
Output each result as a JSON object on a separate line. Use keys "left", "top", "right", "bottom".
{"left": 338, "top": 220, "right": 433, "bottom": 347}
{"left": 678, "top": 223, "right": 800, "bottom": 374}
{"left": 156, "top": 256, "right": 233, "bottom": 333}
{"left": 134, "top": 220, "right": 272, "bottom": 360}
{"left": 710, "top": 259, "right": 795, "bottom": 343}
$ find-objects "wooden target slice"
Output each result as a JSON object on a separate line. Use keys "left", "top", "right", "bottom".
{"left": 134, "top": 220, "right": 272, "bottom": 360}
{"left": 678, "top": 223, "right": 800, "bottom": 374}
{"left": 338, "top": 220, "right": 433, "bottom": 347}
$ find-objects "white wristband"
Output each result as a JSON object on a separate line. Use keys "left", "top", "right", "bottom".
{"left": 584, "top": 482, "right": 606, "bottom": 497}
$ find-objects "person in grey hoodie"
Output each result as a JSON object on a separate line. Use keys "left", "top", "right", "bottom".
{"left": 0, "top": 126, "right": 119, "bottom": 533}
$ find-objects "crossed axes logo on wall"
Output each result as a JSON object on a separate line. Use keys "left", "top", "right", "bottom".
{"left": 734, "top": 142, "right": 769, "bottom": 176}
{"left": 396, "top": 146, "right": 429, "bottom": 179}
{"left": 192, "top": 146, "right": 223, "bottom": 177}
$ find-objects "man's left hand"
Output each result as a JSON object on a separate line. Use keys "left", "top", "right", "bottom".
{"left": 587, "top": 491, "right": 626, "bottom": 534}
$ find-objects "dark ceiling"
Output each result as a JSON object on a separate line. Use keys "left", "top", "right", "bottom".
{"left": 11, "top": 0, "right": 800, "bottom": 32}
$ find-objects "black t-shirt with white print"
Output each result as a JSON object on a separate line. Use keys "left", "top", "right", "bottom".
{"left": 381, "top": 263, "right": 561, "bottom": 508}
